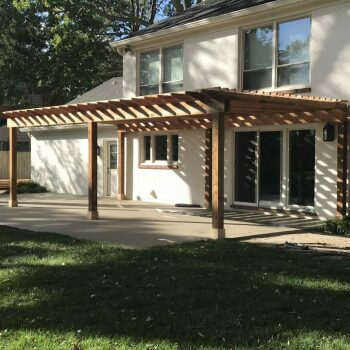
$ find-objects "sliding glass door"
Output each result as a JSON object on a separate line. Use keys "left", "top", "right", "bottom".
{"left": 259, "top": 131, "right": 282, "bottom": 203}
{"left": 234, "top": 132, "right": 257, "bottom": 204}
{"left": 234, "top": 128, "right": 315, "bottom": 208}
{"left": 288, "top": 130, "right": 315, "bottom": 206}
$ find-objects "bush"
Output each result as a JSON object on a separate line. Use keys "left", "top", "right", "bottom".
{"left": 17, "top": 181, "right": 48, "bottom": 194}
{"left": 322, "top": 215, "right": 350, "bottom": 235}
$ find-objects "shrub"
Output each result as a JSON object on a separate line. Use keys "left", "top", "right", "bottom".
{"left": 17, "top": 181, "right": 48, "bottom": 194}
{"left": 322, "top": 215, "right": 350, "bottom": 235}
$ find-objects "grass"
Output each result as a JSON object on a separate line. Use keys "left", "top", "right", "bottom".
{"left": 0, "top": 226, "right": 349, "bottom": 350}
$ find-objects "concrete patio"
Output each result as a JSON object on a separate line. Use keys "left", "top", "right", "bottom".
{"left": 1, "top": 192, "right": 350, "bottom": 251}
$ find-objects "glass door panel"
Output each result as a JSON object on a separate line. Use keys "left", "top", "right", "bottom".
{"left": 289, "top": 130, "right": 315, "bottom": 206}
{"left": 259, "top": 131, "right": 282, "bottom": 203}
{"left": 235, "top": 132, "right": 257, "bottom": 203}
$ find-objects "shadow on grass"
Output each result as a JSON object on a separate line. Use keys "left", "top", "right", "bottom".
{"left": 0, "top": 226, "right": 350, "bottom": 348}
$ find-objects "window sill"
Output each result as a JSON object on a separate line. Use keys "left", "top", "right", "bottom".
{"left": 139, "top": 164, "right": 179, "bottom": 170}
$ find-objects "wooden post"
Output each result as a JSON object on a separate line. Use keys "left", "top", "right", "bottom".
{"left": 204, "top": 128, "right": 212, "bottom": 209}
{"left": 212, "top": 113, "right": 225, "bottom": 239}
{"left": 336, "top": 121, "right": 348, "bottom": 217}
{"left": 87, "top": 122, "right": 98, "bottom": 220}
{"left": 9, "top": 127, "right": 18, "bottom": 207}
{"left": 117, "top": 130, "right": 126, "bottom": 200}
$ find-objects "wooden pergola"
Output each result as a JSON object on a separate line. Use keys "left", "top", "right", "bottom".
{"left": 2, "top": 88, "right": 350, "bottom": 238}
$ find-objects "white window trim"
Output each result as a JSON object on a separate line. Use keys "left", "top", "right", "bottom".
{"left": 239, "top": 15, "right": 312, "bottom": 92}
{"left": 140, "top": 132, "right": 180, "bottom": 166}
{"left": 138, "top": 43, "right": 184, "bottom": 96}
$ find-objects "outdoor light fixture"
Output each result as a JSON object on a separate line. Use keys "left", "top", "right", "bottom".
{"left": 97, "top": 145, "right": 101, "bottom": 156}
{"left": 323, "top": 123, "right": 335, "bottom": 142}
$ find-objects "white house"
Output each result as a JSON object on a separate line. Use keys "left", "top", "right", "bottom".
{"left": 10, "top": 0, "right": 350, "bottom": 222}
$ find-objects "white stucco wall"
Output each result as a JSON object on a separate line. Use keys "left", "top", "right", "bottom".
{"left": 310, "top": 2, "right": 350, "bottom": 100}
{"left": 30, "top": 125, "right": 119, "bottom": 196}
{"left": 126, "top": 129, "right": 206, "bottom": 205}
{"left": 123, "top": 52, "right": 137, "bottom": 98}
{"left": 183, "top": 29, "right": 239, "bottom": 91}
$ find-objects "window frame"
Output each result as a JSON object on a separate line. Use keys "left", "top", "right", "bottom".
{"left": 138, "top": 43, "right": 184, "bottom": 96}
{"left": 140, "top": 132, "right": 180, "bottom": 166}
{"left": 240, "top": 15, "right": 311, "bottom": 91}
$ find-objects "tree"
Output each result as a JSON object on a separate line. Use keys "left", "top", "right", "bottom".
{"left": 168, "top": 0, "right": 201, "bottom": 14}
{"left": 0, "top": 0, "right": 199, "bottom": 107}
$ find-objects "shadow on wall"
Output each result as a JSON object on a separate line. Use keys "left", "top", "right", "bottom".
{"left": 311, "top": 4, "right": 350, "bottom": 100}
{"left": 32, "top": 130, "right": 88, "bottom": 195}
{"left": 315, "top": 127, "right": 338, "bottom": 220}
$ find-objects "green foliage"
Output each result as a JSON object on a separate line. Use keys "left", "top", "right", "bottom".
{"left": 0, "top": 0, "right": 198, "bottom": 108}
{"left": 17, "top": 181, "right": 47, "bottom": 194}
{"left": 322, "top": 215, "right": 350, "bottom": 235}
{"left": 0, "top": 227, "right": 350, "bottom": 349}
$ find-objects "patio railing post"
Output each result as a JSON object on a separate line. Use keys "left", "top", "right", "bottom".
{"left": 87, "top": 122, "right": 98, "bottom": 220}
{"left": 212, "top": 112, "right": 225, "bottom": 239}
{"left": 117, "top": 130, "right": 126, "bottom": 200}
{"left": 9, "top": 127, "right": 18, "bottom": 207}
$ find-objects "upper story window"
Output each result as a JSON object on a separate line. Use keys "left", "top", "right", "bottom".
{"left": 140, "top": 45, "right": 183, "bottom": 96}
{"left": 243, "top": 17, "right": 311, "bottom": 90}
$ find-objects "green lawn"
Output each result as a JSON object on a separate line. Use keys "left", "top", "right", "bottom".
{"left": 0, "top": 226, "right": 349, "bottom": 350}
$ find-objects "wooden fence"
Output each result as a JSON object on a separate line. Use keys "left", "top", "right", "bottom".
{"left": 0, "top": 150, "right": 31, "bottom": 180}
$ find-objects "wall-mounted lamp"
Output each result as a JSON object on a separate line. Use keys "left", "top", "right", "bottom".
{"left": 97, "top": 145, "right": 101, "bottom": 156}
{"left": 323, "top": 123, "right": 335, "bottom": 142}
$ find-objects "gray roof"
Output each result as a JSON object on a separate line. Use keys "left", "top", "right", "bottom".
{"left": 69, "top": 77, "right": 123, "bottom": 104}
{"left": 128, "top": 0, "right": 278, "bottom": 38}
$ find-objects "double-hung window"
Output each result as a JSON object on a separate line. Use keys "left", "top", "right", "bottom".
{"left": 242, "top": 17, "right": 311, "bottom": 90}
{"left": 142, "top": 134, "right": 179, "bottom": 164}
{"left": 140, "top": 45, "right": 183, "bottom": 96}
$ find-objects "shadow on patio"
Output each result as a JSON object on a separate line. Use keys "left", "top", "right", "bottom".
{"left": 1, "top": 193, "right": 349, "bottom": 252}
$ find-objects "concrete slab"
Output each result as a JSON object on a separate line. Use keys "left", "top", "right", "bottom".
{"left": 0, "top": 193, "right": 349, "bottom": 252}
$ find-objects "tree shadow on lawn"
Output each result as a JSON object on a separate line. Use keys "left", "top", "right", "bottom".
{"left": 0, "top": 226, "right": 350, "bottom": 349}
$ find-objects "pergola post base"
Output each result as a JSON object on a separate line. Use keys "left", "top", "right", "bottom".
{"left": 212, "top": 228, "right": 225, "bottom": 240}
{"left": 87, "top": 211, "right": 99, "bottom": 220}
{"left": 117, "top": 194, "right": 126, "bottom": 200}
{"left": 8, "top": 199, "right": 18, "bottom": 208}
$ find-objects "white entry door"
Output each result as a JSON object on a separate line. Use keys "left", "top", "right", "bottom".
{"left": 104, "top": 141, "right": 118, "bottom": 197}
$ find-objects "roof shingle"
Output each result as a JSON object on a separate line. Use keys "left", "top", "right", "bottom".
{"left": 127, "top": 0, "right": 279, "bottom": 39}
